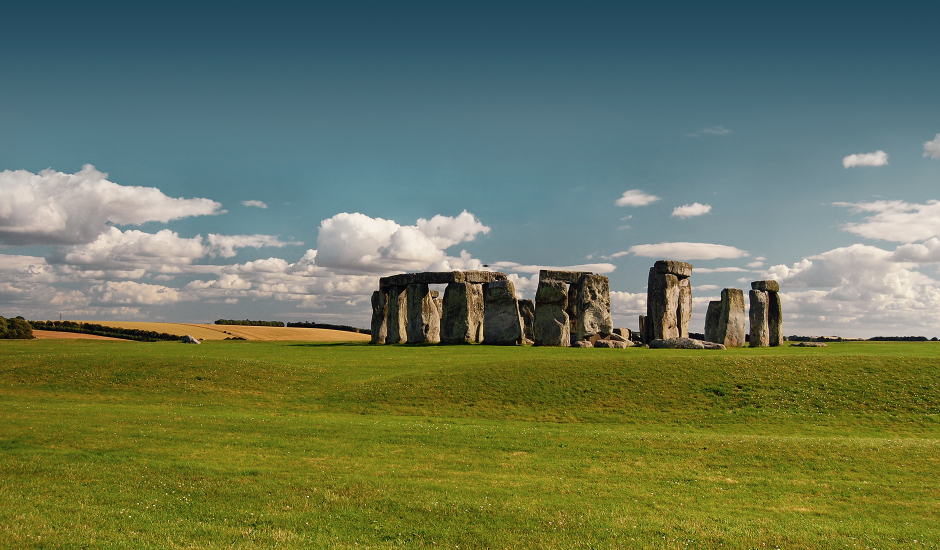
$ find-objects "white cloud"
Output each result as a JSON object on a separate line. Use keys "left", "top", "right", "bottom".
{"left": 0, "top": 165, "right": 223, "bottom": 245}
{"left": 671, "top": 203, "right": 712, "bottom": 218}
{"left": 623, "top": 242, "right": 749, "bottom": 260}
{"left": 694, "top": 267, "right": 751, "bottom": 274}
{"left": 747, "top": 260, "right": 764, "bottom": 268}
{"left": 686, "top": 126, "right": 731, "bottom": 138}
{"left": 207, "top": 233, "right": 301, "bottom": 258}
{"left": 490, "top": 262, "right": 616, "bottom": 275}
{"left": 313, "top": 211, "right": 489, "bottom": 274}
{"left": 889, "top": 238, "right": 940, "bottom": 263}
{"left": 90, "top": 280, "right": 181, "bottom": 305}
{"left": 48, "top": 227, "right": 208, "bottom": 272}
{"left": 242, "top": 200, "right": 268, "bottom": 209}
{"left": 835, "top": 200, "right": 940, "bottom": 242}
{"left": 610, "top": 291, "right": 646, "bottom": 317}
{"left": 615, "top": 190, "right": 660, "bottom": 207}
{"left": 695, "top": 284, "right": 719, "bottom": 291}
{"left": 842, "top": 151, "right": 888, "bottom": 168}
{"left": 923, "top": 134, "right": 940, "bottom": 159}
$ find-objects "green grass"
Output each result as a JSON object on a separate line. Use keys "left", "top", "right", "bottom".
{"left": 0, "top": 340, "right": 938, "bottom": 548}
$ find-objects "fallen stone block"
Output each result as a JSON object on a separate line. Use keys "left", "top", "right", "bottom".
{"left": 572, "top": 340, "right": 594, "bottom": 348}
{"left": 594, "top": 339, "right": 631, "bottom": 349}
{"left": 790, "top": 342, "right": 827, "bottom": 347}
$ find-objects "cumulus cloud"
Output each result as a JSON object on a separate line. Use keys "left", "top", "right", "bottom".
{"left": 671, "top": 203, "right": 712, "bottom": 218}
{"left": 694, "top": 267, "right": 751, "bottom": 274}
{"left": 90, "top": 281, "right": 181, "bottom": 305}
{"left": 835, "top": 200, "right": 940, "bottom": 242}
{"left": 615, "top": 190, "right": 660, "bottom": 207}
{"left": 842, "top": 151, "right": 888, "bottom": 168}
{"left": 48, "top": 227, "right": 207, "bottom": 272}
{"left": 242, "top": 200, "right": 268, "bottom": 209}
{"left": 923, "top": 134, "right": 940, "bottom": 159}
{"left": 0, "top": 165, "right": 223, "bottom": 245}
{"left": 313, "top": 211, "right": 489, "bottom": 274}
{"left": 889, "top": 238, "right": 940, "bottom": 263}
{"left": 686, "top": 126, "right": 731, "bottom": 137}
{"left": 207, "top": 234, "right": 301, "bottom": 258}
{"left": 490, "top": 262, "right": 616, "bottom": 275}
{"left": 621, "top": 242, "right": 749, "bottom": 260}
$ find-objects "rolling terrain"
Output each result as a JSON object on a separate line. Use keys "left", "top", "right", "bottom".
{"left": 69, "top": 321, "right": 371, "bottom": 342}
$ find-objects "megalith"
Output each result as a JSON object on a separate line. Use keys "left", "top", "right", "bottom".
{"left": 715, "top": 288, "right": 746, "bottom": 347}
{"left": 518, "top": 299, "right": 536, "bottom": 341}
{"left": 440, "top": 282, "right": 484, "bottom": 344}
{"left": 638, "top": 315, "right": 647, "bottom": 344}
{"left": 406, "top": 283, "right": 441, "bottom": 344}
{"left": 646, "top": 260, "right": 693, "bottom": 341}
{"left": 750, "top": 280, "right": 782, "bottom": 347}
{"left": 749, "top": 289, "right": 769, "bottom": 347}
{"left": 704, "top": 300, "right": 721, "bottom": 343}
{"left": 482, "top": 280, "right": 524, "bottom": 345}
{"left": 534, "top": 279, "right": 570, "bottom": 347}
{"left": 385, "top": 286, "right": 408, "bottom": 344}
{"left": 575, "top": 273, "right": 612, "bottom": 342}
{"left": 370, "top": 289, "right": 389, "bottom": 344}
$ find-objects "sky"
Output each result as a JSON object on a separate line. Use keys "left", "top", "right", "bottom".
{"left": 2, "top": 1, "right": 940, "bottom": 337}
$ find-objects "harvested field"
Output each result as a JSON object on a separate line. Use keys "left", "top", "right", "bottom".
{"left": 72, "top": 321, "right": 370, "bottom": 342}
{"left": 31, "top": 330, "right": 128, "bottom": 341}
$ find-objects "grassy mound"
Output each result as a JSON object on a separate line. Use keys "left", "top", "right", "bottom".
{"left": 0, "top": 341, "right": 937, "bottom": 548}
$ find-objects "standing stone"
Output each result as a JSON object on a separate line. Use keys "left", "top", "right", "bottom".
{"left": 482, "top": 280, "right": 523, "bottom": 345}
{"left": 440, "top": 282, "right": 484, "bottom": 344}
{"left": 534, "top": 279, "right": 570, "bottom": 347}
{"left": 638, "top": 315, "right": 647, "bottom": 344}
{"left": 704, "top": 300, "right": 721, "bottom": 343}
{"left": 749, "top": 289, "right": 769, "bottom": 347}
{"left": 647, "top": 269, "right": 680, "bottom": 340}
{"left": 565, "top": 283, "right": 579, "bottom": 337}
{"left": 768, "top": 290, "right": 783, "bottom": 347}
{"left": 518, "top": 299, "right": 536, "bottom": 341}
{"left": 433, "top": 296, "right": 444, "bottom": 321}
{"left": 386, "top": 286, "right": 408, "bottom": 344}
{"left": 677, "top": 277, "right": 692, "bottom": 338}
{"left": 406, "top": 283, "right": 441, "bottom": 344}
{"left": 575, "top": 273, "right": 612, "bottom": 342}
{"left": 370, "top": 289, "right": 389, "bottom": 344}
{"left": 717, "top": 288, "right": 747, "bottom": 348}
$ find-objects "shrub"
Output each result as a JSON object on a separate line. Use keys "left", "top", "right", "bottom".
{"left": 0, "top": 316, "right": 34, "bottom": 339}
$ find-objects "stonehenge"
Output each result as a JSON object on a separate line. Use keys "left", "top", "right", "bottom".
{"left": 749, "top": 280, "right": 783, "bottom": 347}
{"left": 645, "top": 260, "right": 693, "bottom": 343}
{"left": 367, "top": 264, "right": 782, "bottom": 351}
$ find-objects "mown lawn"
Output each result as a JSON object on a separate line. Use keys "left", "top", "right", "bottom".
{"left": 0, "top": 340, "right": 937, "bottom": 548}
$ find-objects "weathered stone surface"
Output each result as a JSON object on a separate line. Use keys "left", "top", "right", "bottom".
{"left": 523, "top": 338, "right": 534, "bottom": 346}
{"left": 385, "top": 286, "right": 408, "bottom": 344}
{"left": 704, "top": 300, "right": 721, "bottom": 343}
{"left": 791, "top": 342, "right": 827, "bottom": 347}
{"left": 649, "top": 337, "right": 705, "bottom": 349}
{"left": 370, "top": 289, "right": 389, "bottom": 344}
{"left": 534, "top": 304, "right": 570, "bottom": 347}
{"left": 677, "top": 277, "right": 692, "bottom": 338}
{"left": 717, "top": 288, "right": 747, "bottom": 348}
{"left": 440, "top": 283, "right": 484, "bottom": 344}
{"left": 406, "top": 283, "right": 440, "bottom": 344}
{"left": 608, "top": 332, "right": 627, "bottom": 342}
{"left": 536, "top": 279, "right": 568, "bottom": 305}
{"left": 701, "top": 341, "right": 727, "bottom": 350}
{"left": 594, "top": 339, "right": 630, "bottom": 349}
{"left": 751, "top": 280, "right": 780, "bottom": 293}
{"left": 654, "top": 260, "right": 693, "bottom": 278}
{"left": 749, "top": 289, "right": 770, "bottom": 347}
{"left": 572, "top": 340, "right": 594, "bottom": 348}
{"left": 182, "top": 334, "right": 200, "bottom": 344}
{"left": 647, "top": 268, "right": 680, "bottom": 340}
{"left": 482, "top": 280, "right": 523, "bottom": 345}
{"left": 576, "top": 273, "right": 612, "bottom": 341}
{"left": 768, "top": 291, "right": 783, "bottom": 347}
{"left": 612, "top": 327, "right": 631, "bottom": 338}
{"left": 638, "top": 315, "right": 647, "bottom": 344}
{"left": 518, "top": 299, "right": 535, "bottom": 341}
{"left": 539, "top": 269, "right": 586, "bottom": 284}
{"left": 380, "top": 271, "right": 507, "bottom": 288}
{"left": 433, "top": 296, "right": 444, "bottom": 320}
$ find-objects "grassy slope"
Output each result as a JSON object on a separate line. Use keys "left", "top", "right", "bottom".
{"left": 0, "top": 341, "right": 937, "bottom": 548}
{"left": 66, "top": 321, "right": 372, "bottom": 341}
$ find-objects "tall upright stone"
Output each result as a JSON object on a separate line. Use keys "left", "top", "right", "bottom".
{"left": 768, "top": 290, "right": 783, "bottom": 346}
{"left": 370, "top": 289, "right": 389, "bottom": 344}
{"left": 677, "top": 277, "right": 692, "bottom": 339}
{"left": 717, "top": 288, "right": 746, "bottom": 347}
{"left": 518, "top": 299, "right": 536, "bottom": 341}
{"left": 646, "top": 260, "right": 693, "bottom": 341}
{"left": 385, "top": 286, "right": 408, "bottom": 344}
{"left": 638, "top": 315, "right": 648, "bottom": 344}
{"left": 440, "top": 282, "right": 484, "bottom": 344}
{"left": 534, "top": 279, "right": 570, "bottom": 347}
{"left": 704, "top": 300, "right": 721, "bottom": 343}
{"left": 482, "top": 280, "right": 524, "bottom": 345}
{"left": 749, "top": 289, "right": 769, "bottom": 347}
{"left": 575, "top": 273, "right": 612, "bottom": 342}
{"left": 406, "top": 283, "right": 441, "bottom": 344}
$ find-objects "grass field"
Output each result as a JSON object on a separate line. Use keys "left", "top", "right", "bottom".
{"left": 0, "top": 340, "right": 938, "bottom": 548}
{"left": 68, "top": 321, "right": 372, "bottom": 342}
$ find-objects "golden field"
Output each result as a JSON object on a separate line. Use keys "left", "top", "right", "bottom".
{"left": 72, "top": 321, "right": 371, "bottom": 342}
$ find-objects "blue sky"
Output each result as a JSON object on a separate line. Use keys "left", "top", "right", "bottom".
{"left": 3, "top": 1, "right": 940, "bottom": 337}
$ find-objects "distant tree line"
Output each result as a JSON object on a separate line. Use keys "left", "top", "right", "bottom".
{"left": 788, "top": 335, "right": 937, "bottom": 342}
{"left": 1, "top": 316, "right": 34, "bottom": 339}
{"left": 215, "top": 319, "right": 285, "bottom": 327}
{"left": 868, "top": 336, "right": 935, "bottom": 342}
{"left": 28, "top": 320, "right": 184, "bottom": 342}
{"left": 287, "top": 321, "right": 371, "bottom": 335}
